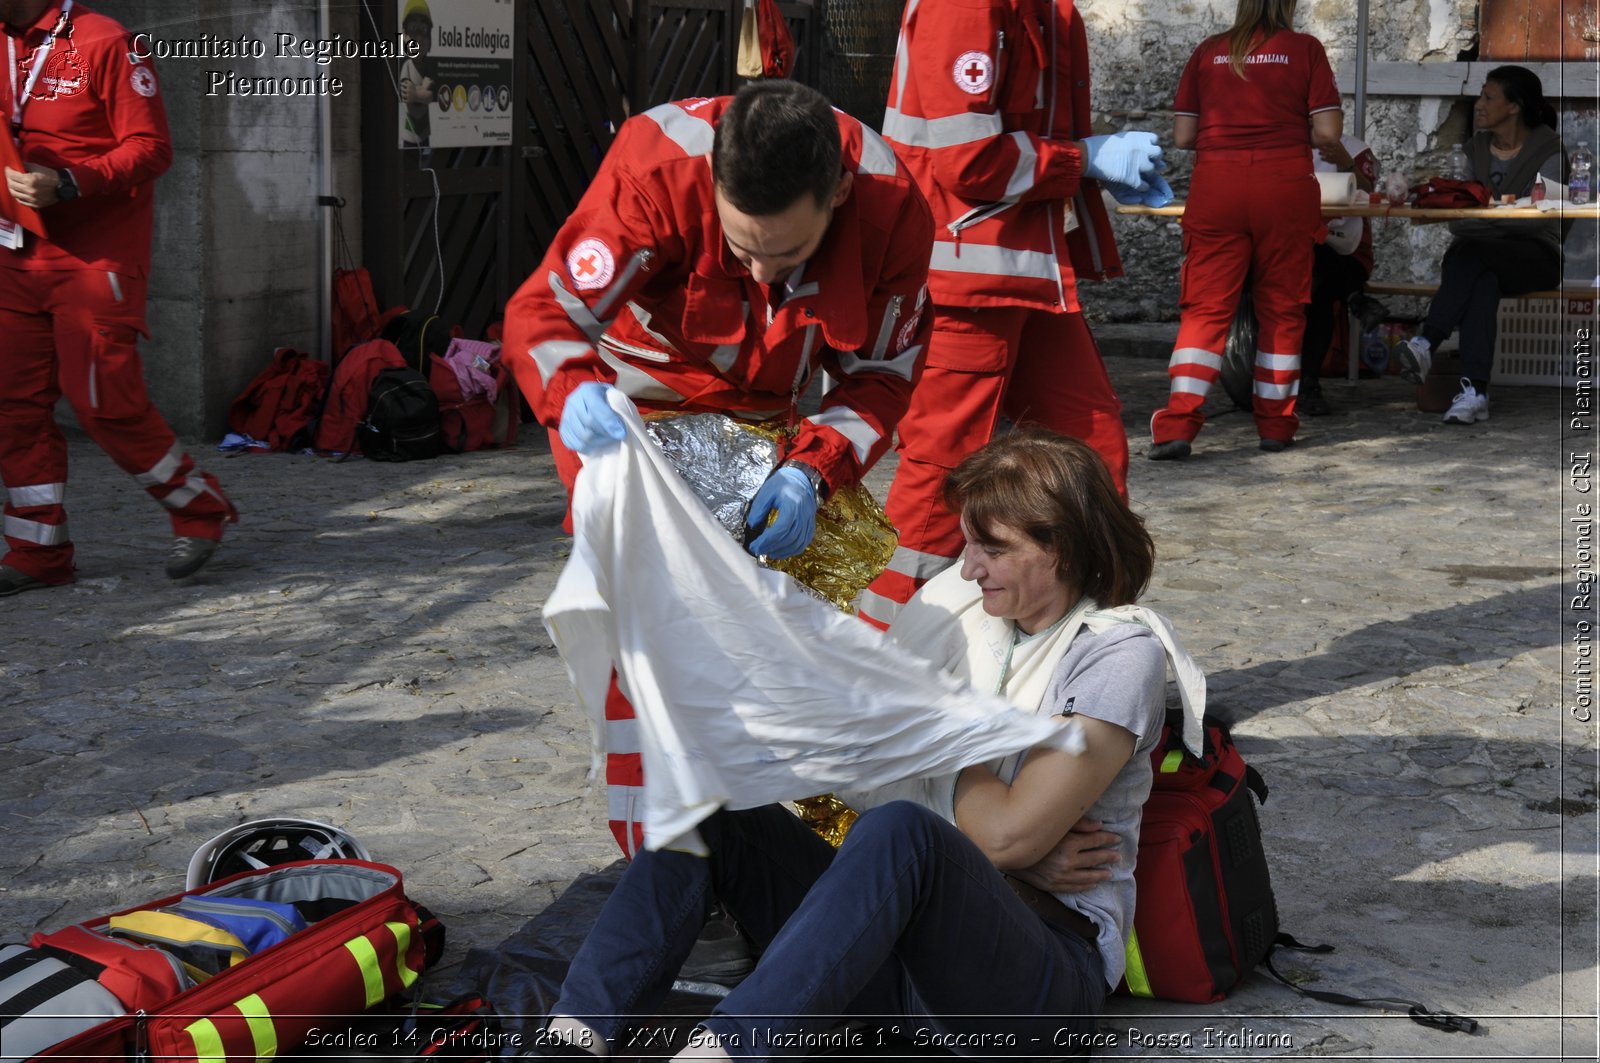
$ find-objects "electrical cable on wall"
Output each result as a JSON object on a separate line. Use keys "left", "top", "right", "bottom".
{"left": 361, "top": 0, "right": 446, "bottom": 316}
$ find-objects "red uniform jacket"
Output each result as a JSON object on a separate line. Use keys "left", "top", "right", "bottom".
{"left": 1, "top": 1, "right": 172, "bottom": 275}
{"left": 505, "top": 97, "right": 935, "bottom": 493}
{"left": 882, "top": 0, "right": 1121, "bottom": 312}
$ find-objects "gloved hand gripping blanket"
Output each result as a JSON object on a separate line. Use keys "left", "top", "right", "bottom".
{"left": 542, "top": 390, "right": 1081, "bottom": 852}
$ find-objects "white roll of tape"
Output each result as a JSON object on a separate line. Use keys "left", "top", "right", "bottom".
{"left": 1315, "top": 171, "right": 1359, "bottom": 205}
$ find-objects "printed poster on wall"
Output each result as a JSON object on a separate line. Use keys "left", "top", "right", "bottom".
{"left": 398, "top": 0, "right": 514, "bottom": 149}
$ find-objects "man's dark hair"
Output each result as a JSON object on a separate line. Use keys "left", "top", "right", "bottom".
{"left": 712, "top": 80, "right": 842, "bottom": 215}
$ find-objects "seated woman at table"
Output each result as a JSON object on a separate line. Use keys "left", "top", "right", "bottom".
{"left": 1397, "top": 65, "right": 1567, "bottom": 425}
{"left": 532, "top": 430, "right": 1185, "bottom": 1060}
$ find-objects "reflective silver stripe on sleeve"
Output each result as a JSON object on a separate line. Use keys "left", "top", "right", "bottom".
{"left": 891, "top": 0, "right": 919, "bottom": 107}
{"left": 929, "top": 241, "right": 1056, "bottom": 281}
{"left": 1004, "top": 131, "right": 1038, "bottom": 199}
{"left": 593, "top": 249, "right": 655, "bottom": 321}
{"left": 133, "top": 444, "right": 183, "bottom": 487}
{"left": 856, "top": 125, "right": 898, "bottom": 176}
{"left": 642, "top": 102, "right": 715, "bottom": 156}
{"left": 4, "top": 514, "right": 68, "bottom": 546}
{"left": 834, "top": 343, "right": 921, "bottom": 382}
{"left": 805, "top": 406, "right": 880, "bottom": 465}
{"left": 856, "top": 587, "right": 904, "bottom": 626}
{"left": 1171, "top": 376, "right": 1212, "bottom": 397}
{"left": 882, "top": 107, "right": 1004, "bottom": 149}
{"left": 106, "top": 271, "right": 123, "bottom": 302}
{"left": 595, "top": 348, "right": 688, "bottom": 404}
{"left": 884, "top": 544, "right": 957, "bottom": 580}
{"left": 528, "top": 340, "right": 595, "bottom": 386}
{"left": 1255, "top": 352, "right": 1299, "bottom": 371}
{"left": 1170, "top": 347, "right": 1223, "bottom": 371}
{"left": 157, "top": 483, "right": 203, "bottom": 511}
{"left": 550, "top": 273, "right": 609, "bottom": 345}
{"left": 8, "top": 483, "right": 65, "bottom": 507}
{"left": 1254, "top": 380, "right": 1297, "bottom": 400}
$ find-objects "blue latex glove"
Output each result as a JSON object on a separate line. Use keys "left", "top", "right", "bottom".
{"left": 1103, "top": 172, "right": 1175, "bottom": 208}
{"left": 745, "top": 466, "right": 818, "bottom": 560}
{"left": 1081, "top": 132, "right": 1166, "bottom": 190}
{"left": 558, "top": 381, "right": 626, "bottom": 454}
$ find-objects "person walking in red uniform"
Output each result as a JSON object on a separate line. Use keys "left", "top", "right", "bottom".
{"left": 856, "top": 0, "right": 1171, "bottom": 630}
{"left": 504, "top": 80, "right": 934, "bottom": 855}
{"left": 1148, "top": 0, "right": 1342, "bottom": 460}
{"left": 0, "top": 0, "right": 236, "bottom": 596}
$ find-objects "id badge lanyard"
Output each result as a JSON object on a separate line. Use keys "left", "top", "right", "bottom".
{"left": 8, "top": 0, "right": 73, "bottom": 133}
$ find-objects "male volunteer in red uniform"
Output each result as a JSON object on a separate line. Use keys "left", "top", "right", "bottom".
{"left": 856, "top": 0, "right": 1171, "bottom": 629}
{"left": 0, "top": 0, "right": 236, "bottom": 596}
{"left": 504, "top": 80, "right": 934, "bottom": 854}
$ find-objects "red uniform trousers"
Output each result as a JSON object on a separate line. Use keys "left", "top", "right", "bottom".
{"left": 857, "top": 306, "right": 1127, "bottom": 630}
{"left": 1151, "top": 148, "right": 1318, "bottom": 446}
{"left": 0, "top": 267, "right": 236, "bottom": 583}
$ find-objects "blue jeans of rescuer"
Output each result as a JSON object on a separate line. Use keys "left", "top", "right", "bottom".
{"left": 552, "top": 801, "right": 1106, "bottom": 1062}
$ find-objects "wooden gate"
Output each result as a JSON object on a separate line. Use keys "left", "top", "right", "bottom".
{"left": 363, "top": 0, "right": 821, "bottom": 339}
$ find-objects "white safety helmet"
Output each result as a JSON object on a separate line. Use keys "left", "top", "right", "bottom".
{"left": 186, "top": 818, "right": 371, "bottom": 890}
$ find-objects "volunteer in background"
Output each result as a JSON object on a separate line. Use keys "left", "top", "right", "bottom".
{"left": 1301, "top": 132, "right": 1379, "bottom": 417}
{"left": 858, "top": 0, "right": 1172, "bottom": 629}
{"left": 534, "top": 430, "right": 1185, "bottom": 1061}
{"left": 1148, "top": 0, "right": 1341, "bottom": 460}
{"left": 0, "top": 0, "right": 237, "bottom": 597}
{"left": 1396, "top": 66, "right": 1566, "bottom": 425}
{"left": 503, "top": 79, "right": 935, "bottom": 855}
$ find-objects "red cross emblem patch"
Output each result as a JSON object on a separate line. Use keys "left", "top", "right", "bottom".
{"left": 952, "top": 51, "right": 994, "bottom": 95}
{"left": 566, "top": 237, "right": 616, "bottom": 291}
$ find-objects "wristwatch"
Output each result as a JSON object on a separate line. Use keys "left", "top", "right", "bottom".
{"left": 55, "top": 169, "right": 79, "bottom": 202}
{"left": 781, "top": 459, "right": 827, "bottom": 500}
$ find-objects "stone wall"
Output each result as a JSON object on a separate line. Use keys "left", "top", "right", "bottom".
{"left": 116, "top": 0, "right": 365, "bottom": 437}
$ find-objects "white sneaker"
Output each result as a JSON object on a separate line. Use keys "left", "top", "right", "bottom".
{"left": 1442, "top": 379, "right": 1489, "bottom": 424}
{"left": 1398, "top": 336, "right": 1432, "bottom": 384}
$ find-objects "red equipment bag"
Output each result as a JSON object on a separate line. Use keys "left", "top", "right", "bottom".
{"left": 1119, "top": 714, "right": 1278, "bottom": 1003}
{"left": 227, "top": 347, "right": 332, "bottom": 451}
{"left": 427, "top": 341, "right": 520, "bottom": 453}
{"left": 27, "top": 860, "right": 443, "bottom": 1061}
{"left": 1407, "top": 177, "right": 1491, "bottom": 209}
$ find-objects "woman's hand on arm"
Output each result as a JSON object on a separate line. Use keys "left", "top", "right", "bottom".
{"left": 953, "top": 715, "right": 1136, "bottom": 871}
{"left": 1009, "top": 817, "right": 1122, "bottom": 893}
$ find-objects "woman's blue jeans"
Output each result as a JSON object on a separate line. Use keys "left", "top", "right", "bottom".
{"left": 552, "top": 801, "right": 1105, "bottom": 1061}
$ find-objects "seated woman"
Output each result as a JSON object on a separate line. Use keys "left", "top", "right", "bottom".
{"left": 533, "top": 429, "right": 1193, "bottom": 1061}
{"left": 1397, "top": 65, "right": 1567, "bottom": 425}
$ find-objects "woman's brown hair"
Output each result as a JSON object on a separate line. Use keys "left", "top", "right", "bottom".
{"left": 1224, "top": 0, "right": 1298, "bottom": 78}
{"left": 942, "top": 429, "right": 1155, "bottom": 607}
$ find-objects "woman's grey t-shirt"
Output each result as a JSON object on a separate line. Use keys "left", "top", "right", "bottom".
{"left": 1029, "top": 623, "right": 1168, "bottom": 988}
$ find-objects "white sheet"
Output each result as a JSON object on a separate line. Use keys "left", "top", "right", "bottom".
{"left": 542, "top": 391, "right": 1080, "bottom": 852}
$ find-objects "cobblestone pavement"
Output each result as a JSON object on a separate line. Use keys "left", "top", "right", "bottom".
{"left": 3, "top": 357, "right": 1596, "bottom": 1060}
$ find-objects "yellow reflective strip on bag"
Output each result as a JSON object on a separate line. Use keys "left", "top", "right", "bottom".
{"left": 1159, "top": 749, "right": 1185, "bottom": 773}
{"left": 186, "top": 1016, "right": 227, "bottom": 1061}
{"left": 237, "top": 992, "right": 279, "bottom": 1058}
{"left": 386, "top": 921, "right": 421, "bottom": 989}
{"left": 343, "top": 934, "right": 386, "bottom": 1008}
{"left": 1123, "top": 926, "right": 1154, "bottom": 998}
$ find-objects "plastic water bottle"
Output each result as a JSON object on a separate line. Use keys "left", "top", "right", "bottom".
{"left": 1446, "top": 143, "right": 1472, "bottom": 181}
{"left": 1570, "top": 142, "right": 1594, "bottom": 206}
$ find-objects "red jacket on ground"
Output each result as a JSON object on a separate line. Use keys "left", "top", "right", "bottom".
{"left": 881, "top": 0, "right": 1121, "bottom": 313}
{"left": 1, "top": 0, "right": 172, "bottom": 276}
{"left": 504, "top": 96, "right": 935, "bottom": 494}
